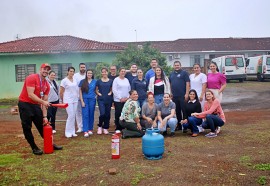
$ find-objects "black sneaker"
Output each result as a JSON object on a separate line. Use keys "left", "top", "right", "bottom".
{"left": 53, "top": 144, "right": 63, "bottom": 150}
{"left": 32, "top": 148, "right": 43, "bottom": 155}
{"left": 161, "top": 131, "right": 168, "bottom": 136}
{"left": 170, "top": 132, "right": 175, "bottom": 137}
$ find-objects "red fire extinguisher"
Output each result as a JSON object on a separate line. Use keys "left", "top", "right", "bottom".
{"left": 111, "top": 133, "right": 120, "bottom": 159}
{"left": 43, "top": 122, "right": 54, "bottom": 154}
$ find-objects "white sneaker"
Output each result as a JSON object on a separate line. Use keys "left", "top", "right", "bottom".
{"left": 103, "top": 129, "right": 109, "bottom": 135}
{"left": 97, "top": 127, "right": 102, "bottom": 135}
{"left": 65, "top": 134, "right": 72, "bottom": 138}
{"left": 76, "top": 128, "right": 82, "bottom": 133}
{"left": 88, "top": 131, "right": 93, "bottom": 135}
{"left": 198, "top": 125, "right": 205, "bottom": 133}
{"left": 84, "top": 132, "right": 89, "bottom": 138}
{"left": 72, "top": 134, "right": 78, "bottom": 137}
{"left": 52, "top": 130, "right": 56, "bottom": 134}
{"left": 215, "top": 127, "right": 221, "bottom": 134}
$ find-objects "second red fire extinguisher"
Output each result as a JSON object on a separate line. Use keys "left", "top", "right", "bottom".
{"left": 43, "top": 122, "right": 54, "bottom": 154}
{"left": 111, "top": 133, "right": 120, "bottom": 159}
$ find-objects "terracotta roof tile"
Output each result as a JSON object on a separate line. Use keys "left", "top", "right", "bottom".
{"left": 0, "top": 35, "right": 124, "bottom": 53}
{"left": 110, "top": 37, "right": 270, "bottom": 53}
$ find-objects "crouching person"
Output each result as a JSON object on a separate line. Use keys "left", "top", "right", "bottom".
{"left": 157, "top": 93, "right": 178, "bottom": 137}
{"left": 191, "top": 89, "right": 225, "bottom": 138}
{"left": 120, "top": 90, "right": 144, "bottom": 139}
{"left": 140, "top": 92, "right": 158, "bottom": 129}
{"left": 181, "top": 89, "right": 202, "bottom": 137}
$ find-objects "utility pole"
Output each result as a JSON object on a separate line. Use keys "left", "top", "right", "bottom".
{"left": 135, "top": 30, "right": 137, "bottom": 42}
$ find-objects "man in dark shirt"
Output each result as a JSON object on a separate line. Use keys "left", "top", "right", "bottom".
{"left": 125, "top": 63, "right": 138, "bottom": 85}
{"left": 169, "top": 61, "right": 190, "bottom": 126}
{"left": 108, "top": 65, "right": 117, "bottom": 81}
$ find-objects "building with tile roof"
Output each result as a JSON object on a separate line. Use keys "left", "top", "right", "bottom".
{"left": 1, "top": 35, "right": 270, "bottom": 98}
{"left": 0, "top": 35, "right": 124, "bottom": 53}
{"left": 0, "top": 36, "right": 124, "bottom": 98}
{"left": 110, "top": 37, "right": 270, "bottom": 67}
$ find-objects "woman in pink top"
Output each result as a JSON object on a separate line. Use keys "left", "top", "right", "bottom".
{"left": 207, "top": 62, "right": 226, "bottom": 102}
{"left": 191, "top": 89, "right": 225, "bottom": 138}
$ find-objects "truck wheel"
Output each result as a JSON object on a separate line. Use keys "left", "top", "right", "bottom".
{"left": 239, "top": 79, "right": 244, "bottom": 83}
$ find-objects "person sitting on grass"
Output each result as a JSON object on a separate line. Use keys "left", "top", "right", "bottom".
{"left": 191, "top": 89, "right": 226, "bottom": 138}
{"left": 180, "top": 89, "right": 202, "bottom": 137}
{"left": 157, "top": 93, "right": 178, "bottom": 137}
{"left": 140, "top": 92, "right": 158, "bottom": 129}
{"left": 120, "top": 90, "right": 144, "bottom": 139}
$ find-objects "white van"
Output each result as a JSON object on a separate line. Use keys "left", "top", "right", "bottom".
{"left": 211, "top": 55, "right": 246, "bottom": 82}
{"left": 246, "top": 55, "right": 270, "bottom": 81}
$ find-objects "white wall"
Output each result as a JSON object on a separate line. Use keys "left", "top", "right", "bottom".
{"left": 165, "top": 53, "right": 191, "bottom": 67}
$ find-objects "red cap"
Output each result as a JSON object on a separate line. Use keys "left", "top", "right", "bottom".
{"left": 40, "top": 63, "right": 51, "bottom": 70}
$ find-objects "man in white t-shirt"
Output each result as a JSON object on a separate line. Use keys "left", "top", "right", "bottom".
{"left": 73, "top": 63, "right": 86, "bottom": 133}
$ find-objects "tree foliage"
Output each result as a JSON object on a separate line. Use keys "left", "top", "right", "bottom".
{"left": 113, "top": 42, "right": 173, "bottom": 75}
{"left": 93, "top": 62, "right": 111, "bottom": 79}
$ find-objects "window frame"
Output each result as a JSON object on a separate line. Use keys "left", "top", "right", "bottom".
{"left": 15, "top": 64, "right": 36, "bottom": 82}
{"left": 50, "top": 63, "right": 72, "bottom": 80}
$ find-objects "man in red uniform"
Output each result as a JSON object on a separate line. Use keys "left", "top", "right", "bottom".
{"left": 18, "top": 63, "right": 63, "bottom": 155}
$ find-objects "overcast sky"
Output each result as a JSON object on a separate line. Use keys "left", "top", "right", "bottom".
{"left": 1, "top": 0, "right": 270, "bottom": 43}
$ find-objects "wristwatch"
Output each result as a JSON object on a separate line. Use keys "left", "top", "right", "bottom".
{"left": 43, "top": 116, "right": 47, "bottom": 118}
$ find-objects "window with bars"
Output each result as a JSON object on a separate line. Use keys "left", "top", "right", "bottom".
{"left": 190, "top": 55, "right": 204, "bottom": 67}
{"left": 50, "top": 63, "right": 72, "bottom": 80}
{"left": 15, "top": 64, "right": 36, "bottom": 82}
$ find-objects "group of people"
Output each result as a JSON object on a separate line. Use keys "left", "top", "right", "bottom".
{"left": 118, "top": 59, "right": 226, "bottom": 139}
{"left": 18, "top": 58, "right": 227, "bottom": 155}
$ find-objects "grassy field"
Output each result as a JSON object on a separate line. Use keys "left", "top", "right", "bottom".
{"left": 0, "top": 116, "right": 270, "bottom": 185}
{"left": 1, "top": 81, "right": 270, "bottom": 185}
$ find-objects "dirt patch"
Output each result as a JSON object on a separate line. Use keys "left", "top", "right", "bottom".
{"left": 1, "top": 81, "right": 270, "bottom": 185}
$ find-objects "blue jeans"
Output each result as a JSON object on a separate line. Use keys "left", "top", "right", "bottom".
{"left": 202, "top": 114, "right": 224, "bottom": 132}
{"left": 186, "top": 116, "right": 202, "bottom": 134}
{"left": 97, "top": 100, "right": 112, "bottom": 129}
{"left": 158, "top": 118, "right": 178, "bottom": 133}
{"left": 82, "top": 98, "right": 96, "bottom": 132}
{"left": 154, "top": 94, "right": 164, "bottom": 104}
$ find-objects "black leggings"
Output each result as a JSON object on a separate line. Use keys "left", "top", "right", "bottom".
{"left": 114, "top": 102, "right": 125, "bottom": 131}
{"left": 47, "top": 100, "right": 59, "bottom": 130}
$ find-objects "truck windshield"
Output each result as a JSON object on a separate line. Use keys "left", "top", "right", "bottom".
{"left": 225, "top": 57, "right": 244, "bottom": 67}
{"left": 266, "top": 57, "right": 270, "bottom": 65}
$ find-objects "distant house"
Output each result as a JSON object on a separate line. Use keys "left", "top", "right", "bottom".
{"left": 0, "top": 35, "right": 124, "bottom": 98}
{"left": 110, "top": 37, "right": 270, "bottom": 68}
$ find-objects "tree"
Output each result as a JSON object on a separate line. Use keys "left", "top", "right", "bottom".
{"left": 113, "top": 42, "right": 173, "bottom": 75}
{"left": 93, "top": 62, "right": 111, "bottom": 79}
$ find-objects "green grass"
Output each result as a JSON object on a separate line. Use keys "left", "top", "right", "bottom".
{"left": 257, "top": 176, "right": 267, "bottom": 185}
{"left": 131, "top": 172, "right": 146, "bottom": 185}
{"left": 239, "top": 155, "right": 252, "bottom": 166}
{"left": 0, "top": 105, "right": 10, "bottom": 109}
{"left": 0, "top": 98, "right": 18, "bottom": 104}
{"left": 1, "top": 118, "right": 270, "bottom": 185}
{"left": 254, "top": 163, "right": 270, "bottom": 171}
{"left": 0, "top": 153, "right": 23, "bottom": 167}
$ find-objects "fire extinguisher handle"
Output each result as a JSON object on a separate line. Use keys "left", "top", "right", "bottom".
{"left": 43, "top": 121, "right": 51, "bottom": 126}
